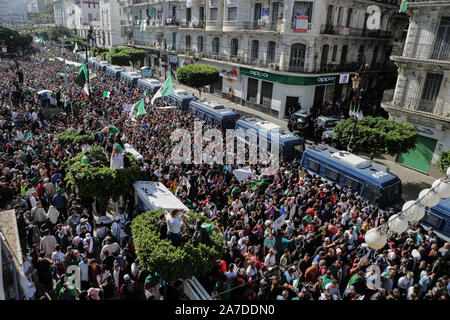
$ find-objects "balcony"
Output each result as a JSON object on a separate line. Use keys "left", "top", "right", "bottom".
{"left": 289, "top": 22, "right": 312, "bottom": 32}
{"left": 179, "top": 21, "right": 205, "bottom": 29}
{"left": 402, "top": 42, "right": 450, "bottom": 63}
{"left": 384, "top": 95, "right": 450, "bottom": 118}
{"left": 320, "top": 24, "right": 392, "bottom": 39}
{"left": 206, "top": 20, "right": 221, "bottom": 31}
{"left": 242, "top": 20, "right": 281, "bottom": 32}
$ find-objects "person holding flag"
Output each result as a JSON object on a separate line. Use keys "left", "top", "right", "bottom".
{"left": 75, "top": 63, "right": 89, "bottom": 97}
{"left": 129, "top": 98, "right": 146, "bottom": 121}
{"left": 110, "top": 138, "right": 125, "bottom": 170}
{"left": 150, "top": 74, "right": 174, "bottom": 106}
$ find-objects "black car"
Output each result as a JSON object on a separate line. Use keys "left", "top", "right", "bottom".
{"left": 288, "top": 110, "right": 315, "bottom": 137}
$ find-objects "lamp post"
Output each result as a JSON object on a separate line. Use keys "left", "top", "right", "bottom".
{"left": 347, "top": 53, "right": 368, "bottom": 153}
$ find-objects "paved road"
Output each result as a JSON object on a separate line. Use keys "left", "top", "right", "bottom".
{"left": 125, "top": 68, "right": 439, "bottom": 202}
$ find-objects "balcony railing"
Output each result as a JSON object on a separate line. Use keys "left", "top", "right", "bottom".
{"left": 242, "top": 20, "right": 281, "bottom": 32}
{"left": 384, "top": 95, "right": 449, "bottom": 117}
{"left": 179, "top": 21, "right": 205, "bottom": 28}
{"left": 320, "top": 24, "right": 392, "bottom": 39}
{"left": 403, "top": 42, "right": 450, "bottom": 62}
{"left": 290, "top": 22, "right": 312, "bottom": 31}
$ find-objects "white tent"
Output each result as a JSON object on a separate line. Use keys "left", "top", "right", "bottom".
{"left": 133, "top": 181, "right": 189, "bottom": 212}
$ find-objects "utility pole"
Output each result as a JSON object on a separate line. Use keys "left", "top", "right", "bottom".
{"left": 85, "top": 27, "right": 92, "bottom": 98}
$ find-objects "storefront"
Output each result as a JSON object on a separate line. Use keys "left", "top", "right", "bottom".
{"left": 239, "top": 67, "right": 350, "bottom": 119}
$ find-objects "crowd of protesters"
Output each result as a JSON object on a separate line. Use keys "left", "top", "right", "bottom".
{"left": 0, "top": 42, "right": 448, "bottom": 301}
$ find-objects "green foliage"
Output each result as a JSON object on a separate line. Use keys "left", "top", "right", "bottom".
{"left": 91, "top": 46, "right": 109, "bottom": 57}
{"left": 0, "top": 26, "right": 33, "bottom": 52}
{"left": 131, "top": 210, "right": 225, "bottom": 284}
{"left": 107, "top": 51, "right": 131, "bottom": 66}
{"left": 56, "top": 130, "right": 94, "bottom": 148}
{"left": 48, "top": 26, "right": 74, "bottom": 41}
{"left": 121, "top": 48, "right": 146, "bottom": 65}
{"left": 65, "top": 146, "right": 141, "bottom": 201}
{"left": 333, "top": 117, "right": 418, "bottom": 158}
{"left": 436, "top": 150, "right": 450, "bottom": 173}
{"left": 176, "top": 64, "right": 220, "bottom": 91}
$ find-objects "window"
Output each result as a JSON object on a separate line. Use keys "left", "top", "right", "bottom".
{"left": 431, "top": 17, "right": 450, "bottom": 60}
{"left": 372, "top": 46, "right": 379, "bottom": 64}
{"left": 340, "top": 45, "right": 348, "bottom": 65}
{"left": 210, "top": 8, "right": 218, "bottom": 20}
{"left": 267, "top": 41, "right": 276, "bottom": 63}
{"left": 362, "top": 183, "right": 380, "bottom": 204}
{"left": 172, "top": 6, "right": 176, "bottom": 18}
{"left": 324, "top": 167, "right": 339, "bottom": 181}
{"left": 230, "top": 38, "right": 238, "bottom": 57}
{"left": 186, "top": 8, "right": 191, "bottom": 22}
{"left": 172, "top": 32, "right": 176, "bottom": 50}
{"left": 88, "top": 13, "right": 92, "bottom": 22}
{"left": 251, "top": 40, "right": 259, "bottom": 60}
{"left": 343, "top": 176, "right": 359, "bottom": 190}
{"left": 307, "top": 159, "right": 319, "bottom": 171}
{"left": 199, "top": 7, "right": 205, "bottom": 21}
{"left": 346, "top": 8, "right": 352, "bottom": 27}
{"left": 289, "top": 43, "right": 306, "bottom": 71}
{"left": 422, "top": 214, "right": 444, "bottom": 229}
{"left": 320, "top": 44, "right": 329, "bottom": 68}
{"left": 198, "top": 36, "right": 204, "bottom": 52}
{"left": 228, "top": 7, "right": 237, "bottom": 21}
{"left": 212, "top": 37, "right": 220, "bottom": 55}
{"left": 422, "top": 73, "right": 443, "bottom": 102}
{"left": 293, "top": 1, "right": 313, "bottom": 23}
{"left": 186, "top": 35, "right": 191, "bottom": 49}
{"left": 331, "top": 45, "right": 337, "bottom": 62}
{"left": 359, "top": 46, "right": 365, "bottom": 54}
{"left": 385, "top": 183, "right": 401, "bottom": 204}
{"left": 337, "top": 7, "right": 343, "bottom": 25}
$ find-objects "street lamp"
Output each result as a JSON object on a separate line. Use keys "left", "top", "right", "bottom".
{"left": 347, "top": 53, "right": 368, "bottom": 153}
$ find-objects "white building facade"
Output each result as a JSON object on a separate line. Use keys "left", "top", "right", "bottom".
{"left": 53, "top": 0, "right": 101, "bottom": 37}
{"left": 99, "top": 0, "right": 125, "bottom": 47}
{"left": 0, "top": 0, "right": 29, "bottom": 25}
{"left": 121, "top": 0, "right": 400, "bottom": 119}
{"left": 382, "top": 1, "right": 450, "bottom": 176}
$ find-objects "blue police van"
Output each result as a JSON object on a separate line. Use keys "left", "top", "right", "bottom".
{"left": 235, "top": 117, "right": 305, "bottom": 161}
{"left": 164, "top": 89, "right": 197, "bottom": 110}
{"left": 96, "top": 60, "right": 110, "bottom": 71}
{"left": 119, "top": 71, "right": 142, "bottom": 87}
{"left": 421, "top": 198, "right": 450, "bottom": 241}
{"left": 188, "top": 99, "right": 240, "bottom": 129}
{"left": 136, "top": 78, "right": 162, "bottom": 95}
{"left": 87, "top": 57, "right": 97, "bottom": 69}
{"left": 105, "top": 65, "right": 124, "bottom": 80}
{"left": 300, "top": 145, "right": 403, "bottom": 210}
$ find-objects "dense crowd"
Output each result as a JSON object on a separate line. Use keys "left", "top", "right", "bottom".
{"left": 0, "top": 43, "right": 448, "bottom": 301}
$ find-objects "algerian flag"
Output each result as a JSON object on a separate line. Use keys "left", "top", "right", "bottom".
{"left": 399, "top": 0, "right": 408, "bottom": 13}
{"left": 73, "top": 42, "right": 78, "bottom": 53}
{"left": 356, "top": 106, "right": 364, "bottom": 120}
{"left": 109, "top": 126, "right": 119, "bottom": 138}
{"left": 103, "top": 91, "right": 110, "bottom": 98}
{"left": 129, "top": 98, "right": 146, "bottom": 121}
{"left": 110, "top": 143, "right": 125, "bottom": 170}
{"left": 151, "top": 74, "right": 174, "bottom": 105}
{"left": 83, "top": 82, "right": 89, "bottom": 96}
{"left": 75, "top": 63, "right": 88, "bottom": 88}
{"left": 143, "top": 89, "right": 148, "bottom": 96}
{"left": 349, "top": 100, "right": 354, "bottom": 117}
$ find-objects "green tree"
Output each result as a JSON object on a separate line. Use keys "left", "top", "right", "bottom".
{"left": 64, "top": 146, "right": 141, "bottom": 201}
{"left": 436, "top": 150, "right": 450, "bottom": 174}
{"left": 56, "top": 129, "right": 94, "bottom": 148}
{"left": 107, "top": 51, "right": 131, "bottom": 66}
{"left": 176, "top": 64, "right": 220, "bottom": 98}
{"left": 121, "top": 48, "right": 146, "bottom": 69}
{"left": 90, "top": 46, "right": 109, "bottom": 57}
{"left": 131, "top": 210, "right": 225, "bottom": 284}
{"left": 0, "top": 26, "right": 33, "bottom": 52}
{"left": 333, "top": 117, "right": 418, "bottom": 159}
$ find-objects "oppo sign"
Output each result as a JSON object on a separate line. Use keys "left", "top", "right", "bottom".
{"left": 249, "top": 70, "right": 269, "bottom": 78}
{"left": 317, "top": 77, "right": 336, "bottom": 83}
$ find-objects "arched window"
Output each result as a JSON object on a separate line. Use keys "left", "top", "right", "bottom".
{"left": 267, "top": 41, "right": 276, "bottom": 63}
{"left": 198, "top": 36, "right": 204, "bottom": 52}
{"left": 230, "top": 38, "right": 238, "bottom": 57}
{"left": 186, "top": 35, "right": 191, "bottom": 49}
{"left": 251, "top": 40, "right": 259, "bottom": 60}
{"left": 289, "top": 43, "right": 306, "bottom": 72}
{"left": 320, "top": 44, "right": 329, "bottom": 70}
{"left": 212, "top": 37, "right": 220, "bottom": 55}
{"left": 340, "top": 45, "right": 348, "bottom": 65}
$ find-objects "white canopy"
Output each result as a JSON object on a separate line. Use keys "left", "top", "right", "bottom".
{"left": 133, "top": 181, "right": 189, "bottom": 211}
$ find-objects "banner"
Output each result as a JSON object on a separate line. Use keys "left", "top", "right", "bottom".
{"left": 339, "top": 26, "right": 350, "bottom": 36}
{"left": 273, "top": 214, "right": 286, "bottom": 231}
{"left": 294, "top": 16, "right": 308, "bottom": 32}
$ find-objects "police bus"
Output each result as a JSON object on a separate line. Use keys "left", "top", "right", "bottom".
{"left": 188, "top": 99, "right": 240, "bottom": 129}
{"left": 136, "top": 78, "right": 162, "bottom": 95}
{"left": 422, "top": 198, "right": 450, "bottom": 241}
{"left": 105, "top": 65, "right": 124, "bottom": 80}
{"left": 119, "top": 71, "right": 142, "bottom": 87}
{"left": 300, "top": 145, "right": 403, "bottom": 210}
{"left": 164, "top": 89, "right": 197, "bottom": 110}
{"left": 235, "top": 117, "right": 305, "bottom": 161}
{"left": 87, "top": 57, "right": 97, "bottom": 69}
{"left": 95, "top": 60, "right": 110, "bottom": 71}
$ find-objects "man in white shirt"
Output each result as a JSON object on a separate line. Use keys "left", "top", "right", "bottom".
{"left": 52, "top": 245, "right": 65, "bottom": 275}
{"left": 246, "top": 261, "right": 258, "bottom": 278}
{"left": 264, "top": 249, "right": 277, "bottom": 269}
{"left": 78, "top": 255, "right": 90, "bottom": 290}
{"left": 166, "top": 210, "right": 183, "bottom": 247}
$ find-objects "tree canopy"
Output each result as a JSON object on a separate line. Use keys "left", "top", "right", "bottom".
{"left": 436, "top": 150, "right": 450, "bottom": 174}
{"left": 176, "top": 64, "right": 220, "bottom": 96}
{"left": 333, "top": 117, "right": 418, "bottom": 159}
{"left": 131, "top": 210, "right": 225, "bottom": 284}
{"left": 56, "top": 129, "right": 94, "bottom": 147}
{"left": 64, "top": 146, "right": 141, "bottom": 201}
{"left": 0, "top": 26, "right": 33, "bottom": 52}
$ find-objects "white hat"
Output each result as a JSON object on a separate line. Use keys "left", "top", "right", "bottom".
{"left": 336, "top": 248, "right": 342, "bottom": 253}
{"left": 124, "top": 274, "right": 130, "bottom": 281}
{"left": 115, "top": 216, "right": 120, "bottom": 221}
{"left": 80, "top": 218, "right": 87, "bottom": 223}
